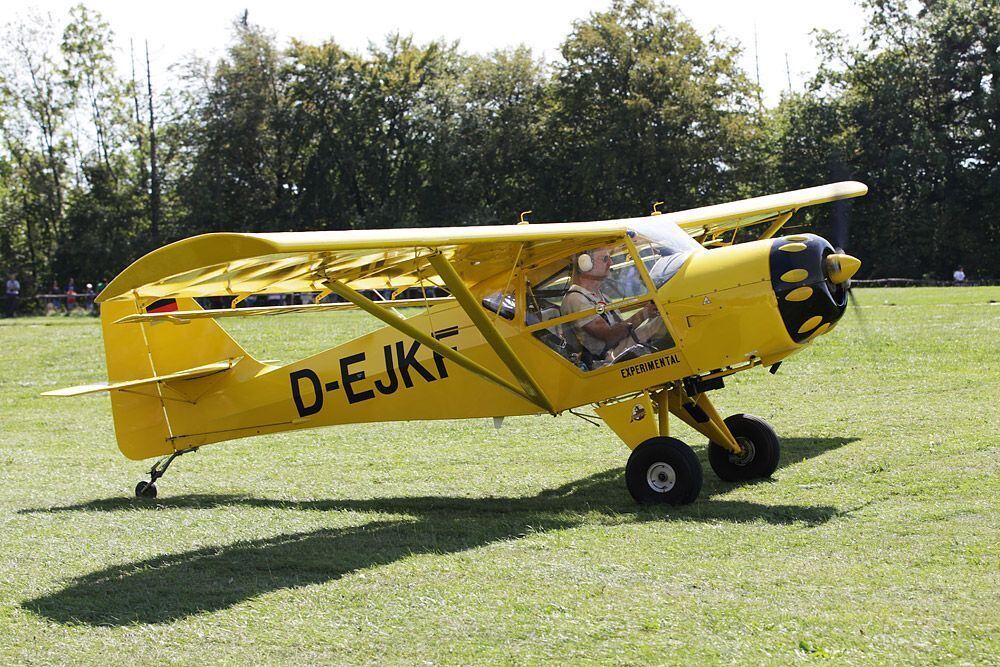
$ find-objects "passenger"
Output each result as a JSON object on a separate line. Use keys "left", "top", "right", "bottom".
{"left": 560, "top": 248, "right": 665, "bottom": 365}
{"left": 648, "top": 248, "right": 690, "bottom": 287}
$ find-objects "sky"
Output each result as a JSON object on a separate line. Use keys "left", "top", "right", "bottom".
{"left": 4, "top": 0, "right": 870, "bottom": 106}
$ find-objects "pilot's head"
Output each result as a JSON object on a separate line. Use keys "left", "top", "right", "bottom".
{"left": 576, "top": 247, "right": 613, "bottom": 280}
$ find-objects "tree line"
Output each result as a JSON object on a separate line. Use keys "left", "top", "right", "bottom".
{"left": 0, "top": 0, "right": 996, "bottom": 300}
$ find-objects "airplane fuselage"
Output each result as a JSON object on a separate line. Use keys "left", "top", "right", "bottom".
{"left": 109, "top": 232, "right": 846, "bottom": 459}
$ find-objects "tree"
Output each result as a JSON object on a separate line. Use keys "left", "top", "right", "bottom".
{"left": 0, "top": 12, "right": 73, "bottom": 286}
{"left": 807, "top": 0, "right": 1000, "bottom": 277}
{"left": 60, "top": 4, "right": 127, "bottom": 182}
{"left": 545, "top": 0, "right": 761, "bottom": 221}
{"left": 286, "top": 34, "right": 470, "bottom": 230}
{"left": 2, "top": 0, "right": 996, "bottom": 291}
{"left": 454, "top": 48, "right": 549, "bottom": 224}
{"left": 174, "top": 19, "right": 289, "bottom": 236}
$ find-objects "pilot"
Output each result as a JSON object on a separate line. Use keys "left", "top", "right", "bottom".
{"left": 560, "top": 247, "right": 665, "bottom": 364}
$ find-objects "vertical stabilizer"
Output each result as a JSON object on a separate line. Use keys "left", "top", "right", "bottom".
{"left": 100, "top": 297, "right": 255, "bottom": 459}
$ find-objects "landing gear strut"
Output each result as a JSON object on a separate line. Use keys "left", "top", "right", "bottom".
{"left": 134, "top": 447, "right": 197, "bottom": 498}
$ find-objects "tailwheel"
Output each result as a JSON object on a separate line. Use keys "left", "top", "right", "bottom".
{"left": 132, "top": 447, "right": 197, "bottom": 499}
{"left": 134, "top": 481, "right": 157, "bottom": 498}
{"left": 625, "top": 436, "right": 703, "bottom": 505}
{"left": 708, "top": 413, "right": 781, "bottom": 482}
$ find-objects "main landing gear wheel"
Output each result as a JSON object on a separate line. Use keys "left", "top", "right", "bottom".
{"left": 135, "top": 481, "right": 157, "bottom": 498}
{"left": 707, "top": 413, "right": 781, "bottom": 482}
{"left": 625, "top": 436, "right": 703, "bottom": 505}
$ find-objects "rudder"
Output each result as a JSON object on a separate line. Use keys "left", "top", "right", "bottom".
{"left": 100, "top": 297, "right": 254, "bottom": 460}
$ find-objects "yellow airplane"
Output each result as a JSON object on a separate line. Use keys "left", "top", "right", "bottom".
{"left": 45, "top": 181, "right": 866, "bottom": 504}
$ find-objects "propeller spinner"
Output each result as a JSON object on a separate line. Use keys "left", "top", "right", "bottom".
{"left": 824, "top": 253, "right": 861, "bottom": 285}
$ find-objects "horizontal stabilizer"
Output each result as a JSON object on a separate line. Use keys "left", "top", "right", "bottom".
{"left": 42, "top": 358, "right": 241, "bottom": 397}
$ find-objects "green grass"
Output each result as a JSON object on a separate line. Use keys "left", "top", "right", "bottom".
{"left": 1, "top": 287, "right": 997, "bottom": 665}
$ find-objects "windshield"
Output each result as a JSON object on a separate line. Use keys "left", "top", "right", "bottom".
{"left": 628, "top": 218, "right": 704, "bottom": 287}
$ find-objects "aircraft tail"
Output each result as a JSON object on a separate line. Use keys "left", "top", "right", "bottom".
{"left": 100, "top": 297, "right": 257, "bottom": 460}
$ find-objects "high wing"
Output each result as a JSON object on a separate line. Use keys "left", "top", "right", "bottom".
{"left": 666, "top": 181, "right": 868, "bottom": 246}
{"left": 98, "top": 181, "right": 867, "bottom": 307}
{"left": 113, "top": 297, "right": 458, "bottom": 325}
{"left": 98, "top": 222, "right": 629, "bottom": 305}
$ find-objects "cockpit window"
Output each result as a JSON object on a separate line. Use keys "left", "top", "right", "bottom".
{"left": 524, "top": 244, "right": 646, "bottom": 321}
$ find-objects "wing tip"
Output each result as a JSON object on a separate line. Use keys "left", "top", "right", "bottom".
{"left": 41, "top": 383, "right": 109, "bottom": 397}
{"left": 832, "top": 180, "right": 868, "bottom": 198}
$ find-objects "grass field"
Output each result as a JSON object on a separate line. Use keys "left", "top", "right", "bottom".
{"left": 1, "top": 287, "right": 997, "bottom": 665}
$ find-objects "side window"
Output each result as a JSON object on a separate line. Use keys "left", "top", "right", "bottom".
{"left": 525, "top": 266, "right": 574, "bottom": 364}
{"left": 526, "top": 243, "right": 674, "bottom": 371}
{"left": 594, "top": 246, "right": 647, "bottom": 301}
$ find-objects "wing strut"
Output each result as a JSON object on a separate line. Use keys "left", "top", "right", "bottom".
{"left": 427, "top": 252, "right": 555, "bottom": 414}
{"left": 324, "top": 279, "right": 551, "bottom": 413}
{"left": 758, "top": 210, "right": 796, "bottom": 240}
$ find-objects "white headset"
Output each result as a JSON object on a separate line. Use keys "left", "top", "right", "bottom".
{"left": 577, "top": 252, "right": 594, "bottom": 273}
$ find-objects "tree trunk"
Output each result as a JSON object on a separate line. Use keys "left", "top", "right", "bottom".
{"left": 146, "top": 42, "right": 161, "bottom": 247}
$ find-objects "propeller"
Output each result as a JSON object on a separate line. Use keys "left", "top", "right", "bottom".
{"left": 829, "top": 186, "right": 868, "bottom": 331}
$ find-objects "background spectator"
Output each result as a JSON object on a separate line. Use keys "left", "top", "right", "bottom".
{"left": 65, "top": 278, "right": 77, "bottom": 314}
{"left": 953, "top": 266, "right": 966, "bottom": 284}
{"left": 84, "top": 283, "right": 96, "bottom": 314}
{"left": 47, "top": 280, "right": 63, "bottom": 313}
{"left": 5, "top": 273, "right": 19, "bottom": 317}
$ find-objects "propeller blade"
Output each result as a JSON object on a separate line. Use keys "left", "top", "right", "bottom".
{"left": 845, "top": 279, "right": 872, "bottom": 345}
{"left": 830, "top": 162, "right": 852, "bottom": 250}
{"left": 832, "top": 198, "right": 850, "bottom": 250}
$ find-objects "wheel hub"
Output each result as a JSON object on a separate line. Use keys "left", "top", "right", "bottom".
{"left": 646, "top": 462, "right": 676, "bottom": 493}
{"left": 729, "top": 437, "right": 756, "bottom": 466}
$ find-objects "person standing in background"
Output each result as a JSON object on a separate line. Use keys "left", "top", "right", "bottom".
{"left": 48, "top": 280, "right": 63, "bottom": 312}
{"left": 94, "top": 278, "right": 108, "bottom": 316}
{"left": 953, "top": 266, "right": 966, "bottom": 284}
{"left": 5, "top": 273, "right": 20, "bottom": 317}
{"left": 65, "top": 278, "right": 77, "bottom": 314}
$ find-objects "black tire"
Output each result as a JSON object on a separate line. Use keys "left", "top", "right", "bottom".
{"left": 625, "top": 437, "right": 703, "bottom": 505}
{"left": 707, "top": 413, "right": 781, "bottom": 482}
{"left": 135, "top": 481, "right": 157, "bottom": 498}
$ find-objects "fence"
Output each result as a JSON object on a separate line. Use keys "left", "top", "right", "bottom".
{"left": 852, "top": 279, "right": 998, "bottom": 288}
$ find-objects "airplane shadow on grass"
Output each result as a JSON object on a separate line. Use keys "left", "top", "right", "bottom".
{"left": 23, "top": 436, "right": 854, "bottom": 627}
